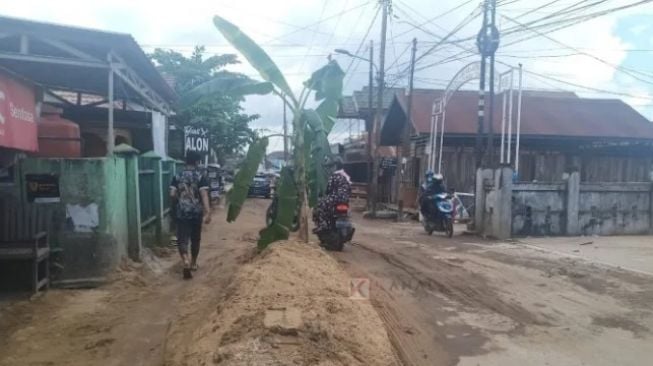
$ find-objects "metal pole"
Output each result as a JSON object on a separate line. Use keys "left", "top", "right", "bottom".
{"left": 283, "top": 95, "right": 288, "bottom": 162}
{"left": 500, "top": 76, "right": 507, "bottom": 164}
{"left": 515, "top": 63, "right": 524, "bottom": 175}
{"left": 438, "top": 101, "right": 446, "bottom": 174}
{"left": 428, "top": 109, "right": 436, "bottom": 171}
{"left": 371, "top": 0, "right": 389, "bottom": 215}
{"left": 107, "top": 60, "right": 115, "bottom": 155}
{"left": 507, "top": 68, "right": 515, "bottom": 164}
{"left": 366, "top": 40, "right": 374, "bottom": 211}
{"left": 475, "top": 1, "right": 489, "bottom": 168}
{"left": 487, "top": 0, "right": 498, "bottom": 167}
{"left": 429, "top": 112, "right": 440, "bottom": 171}
{"left": 396, "top": 38, "right": 417, "bottom": 221}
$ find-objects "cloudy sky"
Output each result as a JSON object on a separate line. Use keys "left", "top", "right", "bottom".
{"left": 2, "top": 0, "right": 653, "bottom": 153}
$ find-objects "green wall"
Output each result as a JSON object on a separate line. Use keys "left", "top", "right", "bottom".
{"left": 19, "top": 157, "right": 129, "bottom": 281}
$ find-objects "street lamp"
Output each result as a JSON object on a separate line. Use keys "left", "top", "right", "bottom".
{"left": 333, "top": 43, "right": 379, "bottom": 213}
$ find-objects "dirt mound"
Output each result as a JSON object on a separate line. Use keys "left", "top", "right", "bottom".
{"left": 165, "top": 240, "right": 398, "bottom": 366}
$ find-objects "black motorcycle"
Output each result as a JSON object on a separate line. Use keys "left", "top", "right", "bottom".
{"left": 317, "top": 202, "right": 355, "bottom": 251}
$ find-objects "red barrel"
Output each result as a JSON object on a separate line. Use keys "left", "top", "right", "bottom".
{"left": 36, "top": 106, "right": 81, "bottom": 158}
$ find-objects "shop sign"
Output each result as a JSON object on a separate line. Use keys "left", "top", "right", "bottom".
{"left": 0, "top": 73, "right": 38, "bottom": 152}
{"left": 184, "top": 126, "right": 209, "bottom": 155}
{"left": 26, "top": 174, "right": 60, "bottom": 203}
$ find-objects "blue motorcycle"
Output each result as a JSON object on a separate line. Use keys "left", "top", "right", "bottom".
{"left": 421, "top": 193, "right": 455, "bottom": 237}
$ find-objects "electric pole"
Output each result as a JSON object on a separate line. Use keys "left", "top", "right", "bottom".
{"left": 395, "top": 38, "right": 417, "bottom": 222}
{"left": 370, "top": 0, "right": 390, "bottom": 216}
{"left": 487, "top": 0, "right": 499, "bottom": 167}
{"left": 476, "top": 0, "right": 499, "bottom": 168}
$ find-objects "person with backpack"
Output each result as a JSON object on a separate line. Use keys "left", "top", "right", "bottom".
{"left": 170, "top": 151, "right": 211, "bottom": 279}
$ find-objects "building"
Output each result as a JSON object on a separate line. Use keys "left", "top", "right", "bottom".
{"left": 380, "top": 88, "right": 653, "bottom": 208}
{"left": 0, "top": 17, "right": 177, "bottom": 288}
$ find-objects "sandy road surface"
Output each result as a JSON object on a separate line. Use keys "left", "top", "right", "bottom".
{"left": 336, "top": 215, "right": 653, "bottom": 366}
{"left": 0, "top": 200, "right": 260, "bottom": 366}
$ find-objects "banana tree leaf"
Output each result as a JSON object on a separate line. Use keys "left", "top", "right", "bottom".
{"left": 213, "top": 16, "right": 296, "bottom": 103}
{"left": 257, "top": 166, "right": 297, "bottom": 250}
{"left": 274, "top": 166, "right": 299, "bottom": 230}
{"left": 316, "top": 98, "right": 339, "bottom": 133}
{"left": 180, "top": 76, "right": 273, "bottom": 107}
{"left": 303, "top": 110, "right": 332, "bottom": 207}
{"left": 304, "top": 60, "right": 345, "bottom": 102}
{"left": 227, "top": 137, "right": 268, "bottom": 222}
{"left": 257, "top": 223, "right": 288, "bottom": 251}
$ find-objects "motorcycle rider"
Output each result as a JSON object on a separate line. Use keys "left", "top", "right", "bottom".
{"left": 312, "top": 157, "right": 352, "bottom": 235}
{"left": 419, "top": 171, "right": 446, "bottom": 217}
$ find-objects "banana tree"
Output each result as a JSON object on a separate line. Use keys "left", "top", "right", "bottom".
{"left": 196, "top": 16, "right": 344, "bottom": 248}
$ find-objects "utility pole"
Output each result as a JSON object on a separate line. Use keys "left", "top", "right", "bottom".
{"left": 370, "top": 0, "right": 390, "bottom": 216}
{"left": 487, "top": 0, "right": 498, "bottom": 167}
{"left": 395, "top": 38, "right": 417, "bottom": 222}
{"left": 476, "top": 0, "right": 499, "bottom": 168}
{"left": 366, "top": 40, "right": 374, "bottom": 211}
{"left": 283, "top": 96, "right": 288, "bottom": 162}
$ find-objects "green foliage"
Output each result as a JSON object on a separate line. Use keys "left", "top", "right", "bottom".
{"left": 150, "top": 47, "right": 260, "bottom": 162}
{"left": 257, "top": 167, "right": 297, "bottom": 249}
{"left": 211, "top": 16, "right": 345, "bottom": 245}
{"left": 227, "top": 137, "right": 268, "bottom": 222}
{"left": 181, "top": 75, "right": 273, "bottom": 107}
{"left": 213, "top": 16, "right": 296, "bottom": 104}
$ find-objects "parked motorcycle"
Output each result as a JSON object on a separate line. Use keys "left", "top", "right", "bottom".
{"left": 317, "top": 202, "right": 355, "bottom": 251}
{"left": 421, "top": 193, "right": 454, "bottom": 237}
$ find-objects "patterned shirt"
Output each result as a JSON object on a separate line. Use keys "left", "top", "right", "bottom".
{"left": 170, "top": 167, "right": 209, "bottom": 220}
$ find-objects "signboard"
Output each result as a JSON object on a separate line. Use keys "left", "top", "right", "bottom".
{"left": 184, "top": 126, "right": 209, "bottom": 156}
{"left": 26, "top": 174, "right": 61, "bottom": 203}
{"left": 0, "top": 73, "right": 38, "bottom": 152}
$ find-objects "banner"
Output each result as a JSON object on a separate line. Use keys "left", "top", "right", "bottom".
{"left": 184, "top": 126, "right": 209, "bottom": 156}
{"left": 0, "top": 73, "right": 38, "bottom": 152}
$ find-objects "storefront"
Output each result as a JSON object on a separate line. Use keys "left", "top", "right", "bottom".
{"left": 0, "top": 71, "right": 38, "bottom": 186}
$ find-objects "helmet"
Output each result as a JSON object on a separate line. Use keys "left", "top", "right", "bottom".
{"left": 433, "top": 173, "right": 443, "bottom": 182}
{"left": 425, "top": 170, "right": 434, "bottom": 179}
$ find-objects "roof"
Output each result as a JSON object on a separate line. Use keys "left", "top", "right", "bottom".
{"left": 381, "top": 88, "right": 653, "bottom": 144}
{"left": 0, "top": 16, "right": 176, "bottom": 108}
{"left": 351, "top": 86, "right": 404, "bottom": 116}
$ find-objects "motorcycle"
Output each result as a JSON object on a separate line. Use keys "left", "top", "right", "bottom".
{"left": 421, "top": 193, "right": 455, "bottom": 237}
{"left": 317, "top": 202, "right": 355, "bottom": 252}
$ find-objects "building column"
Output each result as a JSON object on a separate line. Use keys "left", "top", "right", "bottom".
{"left": 115, "top": 144, "right": 142, "bottom": 261}
{"left": 566, "top": 170, "right": 580, "bottom": 236}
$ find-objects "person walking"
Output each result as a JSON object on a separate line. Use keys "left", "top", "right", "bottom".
{"left": 170, "top": 151, "right": 211, "bottom": 279}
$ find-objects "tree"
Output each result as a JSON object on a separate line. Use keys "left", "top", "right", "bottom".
{"left": 186, "top": 17, "right": 344, "bottom": 249}
{"left": 150, "top": 46, "right": 259, "bottom": 163}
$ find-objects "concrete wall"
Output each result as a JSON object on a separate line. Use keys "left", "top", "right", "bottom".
{"left": 512, "top": 183, "right": 566, "bottom": 236}
{"left": 20, "top": 157, "right": 129, "bottom": 281}
{"left": 578, "top": 183, "right": 651, "bottom": 236}
{"left": 476, "top": 167, "right": 653, "bottom": 239}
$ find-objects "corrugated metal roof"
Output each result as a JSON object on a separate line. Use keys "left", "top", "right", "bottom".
{"left": 384, "top": 89, "right": 653, "bottom": 141}
{"left": 0, "top": 16, "right": 176, "bottom": 103}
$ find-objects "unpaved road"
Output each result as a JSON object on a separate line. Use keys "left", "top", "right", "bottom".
{"left": 2, "top": 199, "right": 653, "bottom": 366}
{"left": 0, "top": 200, "right": 261, "bottom": 366}
{"left": 336, "top": 215, "right": 653, "bottom": 366}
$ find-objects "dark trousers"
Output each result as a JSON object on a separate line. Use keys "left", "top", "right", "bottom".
{"left": 177, "top": 218, "right": 202, "bottom": 259}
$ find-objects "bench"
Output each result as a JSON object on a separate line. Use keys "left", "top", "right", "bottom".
{"left": 0, "top": 232, "right": 50, "bottom": 293}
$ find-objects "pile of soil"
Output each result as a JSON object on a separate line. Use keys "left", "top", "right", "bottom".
{"left": 165, "top": 240, "right": 398, "bottom": 365}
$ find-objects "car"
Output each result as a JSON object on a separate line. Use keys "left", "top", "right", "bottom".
{"left": 248, "top": 175, "right": 271, "bottom": 198}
